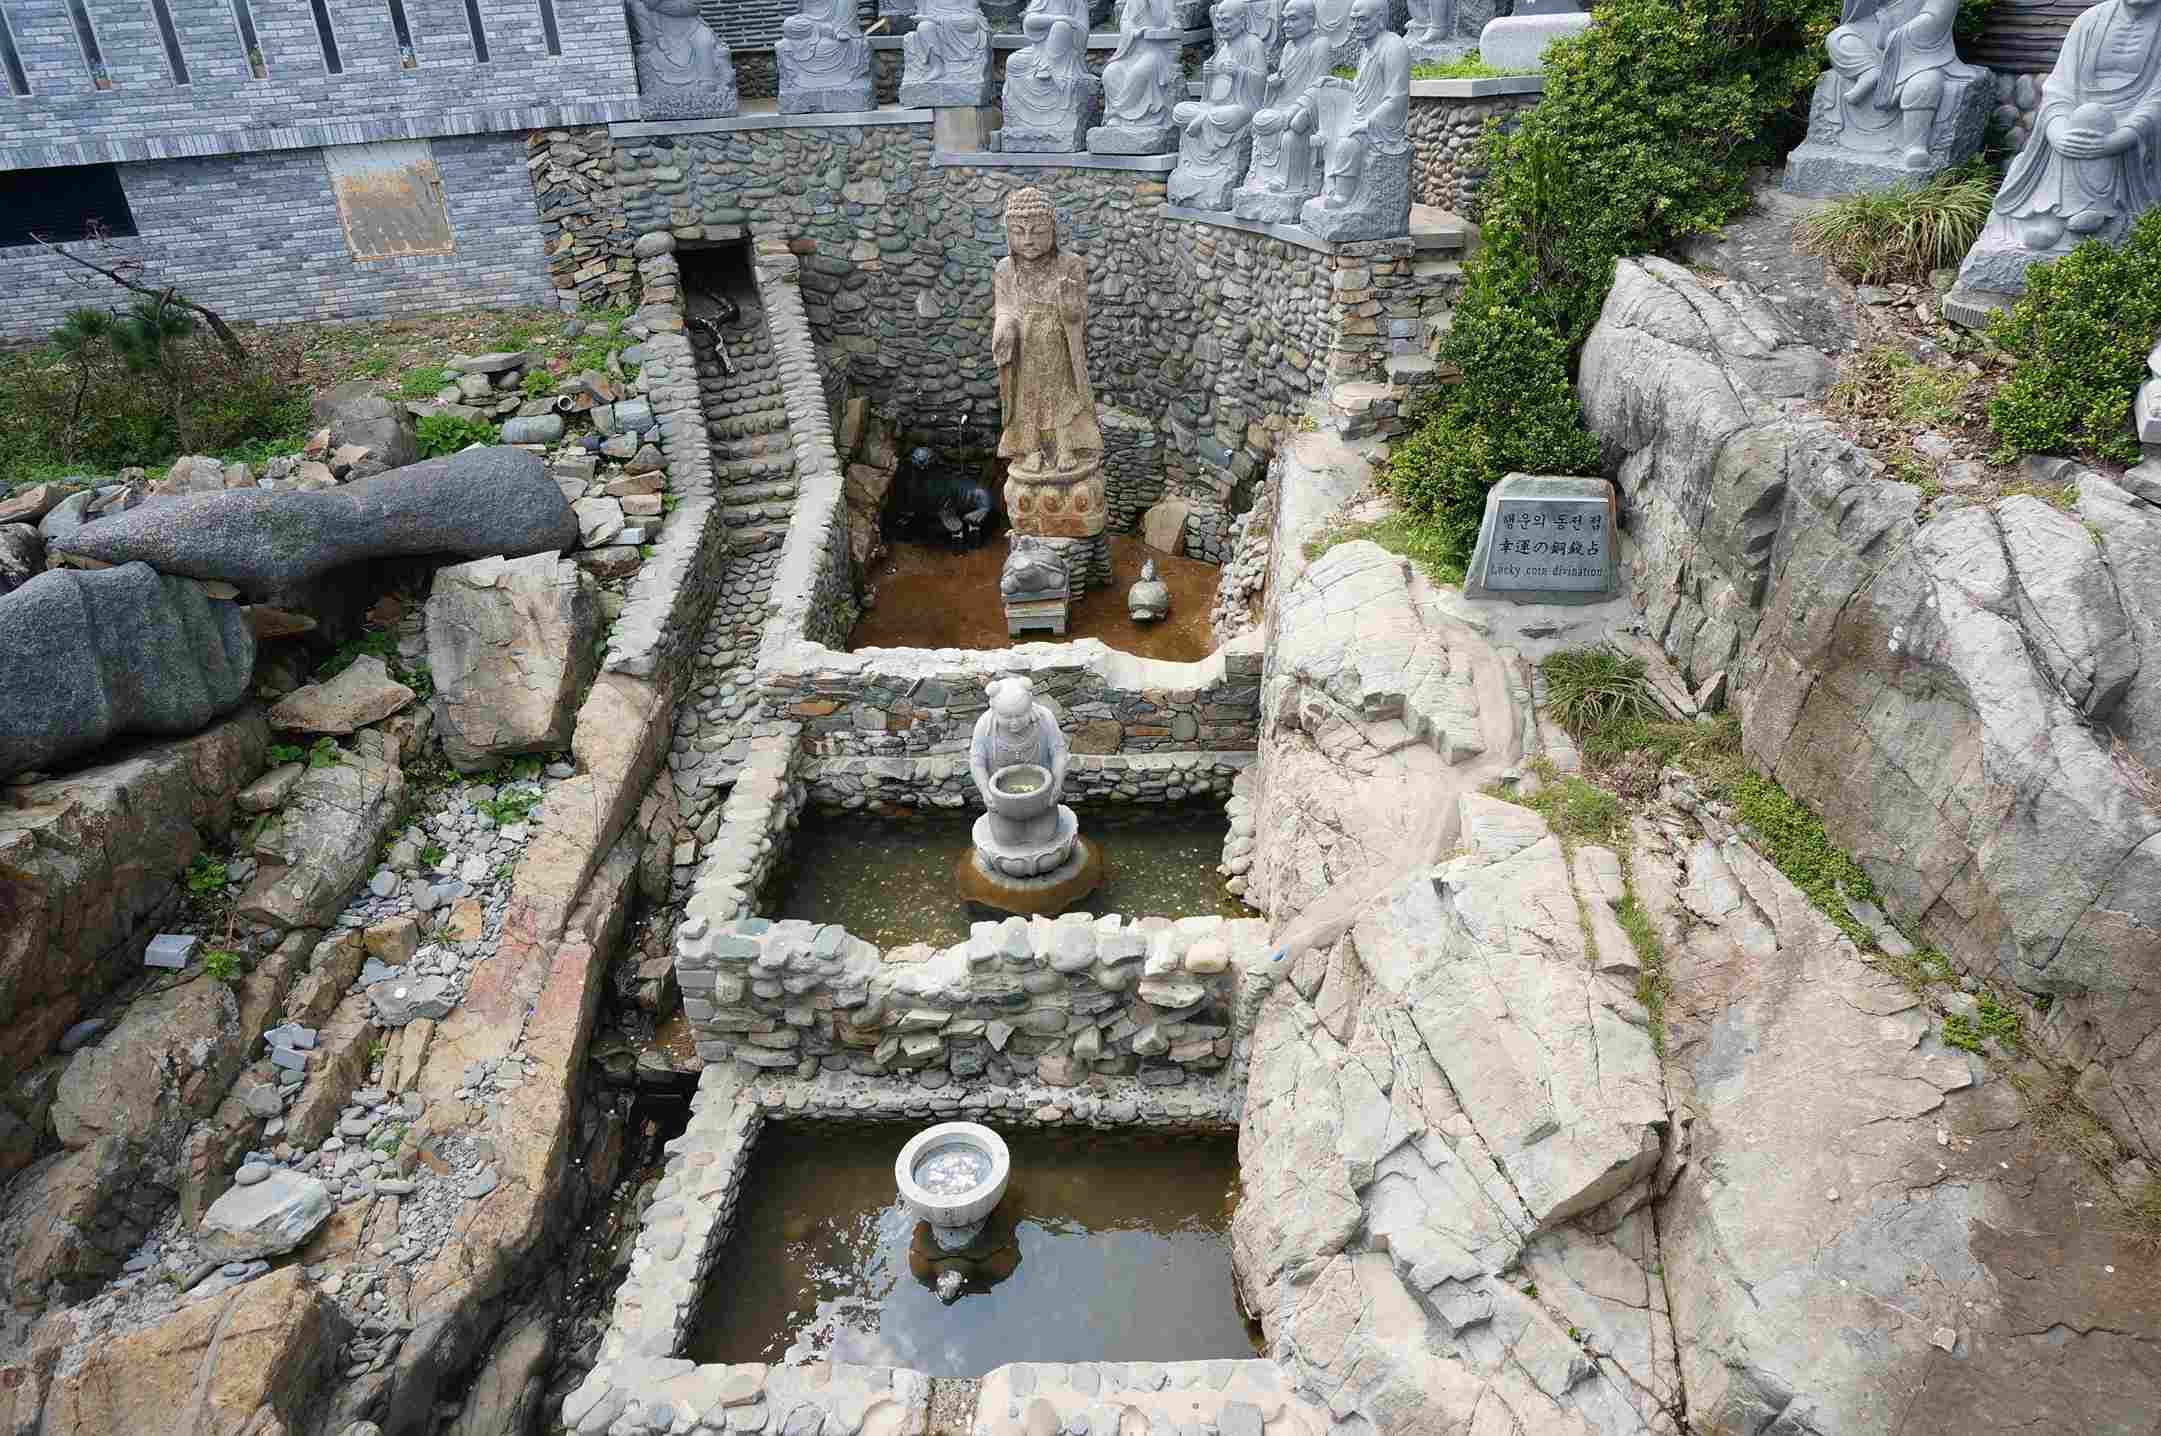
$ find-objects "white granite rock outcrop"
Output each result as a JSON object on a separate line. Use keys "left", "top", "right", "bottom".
{"left": 425, "top": 553, "right": 600, "bottom": 771}
{"left": 1580, "top": 254, "right": 2161, "bottom": 1163}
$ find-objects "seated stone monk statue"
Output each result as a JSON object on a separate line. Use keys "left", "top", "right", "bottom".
{"left": 1954, "top": 0, "right": 2161, "bottom": 294}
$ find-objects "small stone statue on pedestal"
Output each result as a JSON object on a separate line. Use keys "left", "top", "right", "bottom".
{"left": 1002, "top": 536, "right": 1072, "bottom": 634}
{"left": 1171, "top": 59, "right": 1261, "bottom": 209}
{"left": 1952, "top": 0, "right": 2161, "bottom": 302}
{"left": 1406, "top": 0, "right": 1497, "bottom": 62}
{"left": 1127, "top": 557, "right": 1170, "bottom": 621}
{"left": 995, "top": 188, "right": 1110, "bottom": 586}
{"left": 1090, "top": 0, "right": 1182, "bottom": 153}
{"left": 1783, "top": 0, "right": 1992, "bottom": 197}
{"left": 1001, "top": 0, "right": 1104, "bottom": 150}
{"left": 777, "top": 0, "right": 875, "bottom": 114}
{"left": 958, "top": 675, "right": 1102, "bottom": 913}
{"left": 1233, "top": 0, "right": 1340, "bottom": 221}
{"left": 901, "top": 0, "right": 993, "bottom": 106}
{"left": 626, "top": 0, "right": 739, "bottom": 119}
{"left": 1300, "top": 0, "right": 1412, "bottom": 240}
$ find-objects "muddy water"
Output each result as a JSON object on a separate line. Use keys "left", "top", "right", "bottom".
{"left": 685, "top": 1124, "right": 1256, "bottom": 1375}
{"left": 851, "top": 535, "right": 1221, "bottom": 662}
{"left": 764, "top": 805, "right": 1247, "bottom": 949}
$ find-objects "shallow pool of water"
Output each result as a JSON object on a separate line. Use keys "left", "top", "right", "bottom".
{"left": 763, "top": 805, "right": 1247, "bottom": 949}
{"left": 684, "top": 1123, "right": 1255, "bottom": 1375}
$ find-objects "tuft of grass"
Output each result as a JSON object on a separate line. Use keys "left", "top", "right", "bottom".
{"left": 415, "top": 412, "right": 500, "bottom": 458}
{"left": 1828, "top": 346, "right": 1976, "bottom": 430}
{"left": 1977, "top": 990, "right": 2024, "bottom": 1050}
{"left": 2111, "top": 1177, "right": 2161, "bottom": 1253}
{"left": 201, "top": 949, "right": 241, "bottom": 983}
{"left": 1582, "top": 712, "right": 1744, "bottom": 784}
{"left": 419, "top": 842, "right": 447, "bottom": 869}
{"left": 1301, "top": 512, "right": 1467, "bottom": 585}
{"left": 397, "top": 365, "right": 449, "bottom": 400}
{"left": 1942, "top": 1011, "right": 1985, "bottom": 1053}
{"left": 478, "top": 789, "right": 542, "bottom": 826}
{"left": 304, "top": 736, "right": 344, "bottom": 770}
{"left": 1730, "top": 772, "right": 1880, "bottom": 945}
{"left": 1543, "top": 648, "right": 1656, "bottom": 736}
{"left": 1508, "top": 766, "right": 1627, "bottom": 848}
{"left": 1794, "top": 169, "right": 1997, "bottom": 284}
{"left": 1617, "top": 894, "right": 1669, "bottom": 1056}
{"left": 266, "top": 742, "right": 304, "bottom": 766}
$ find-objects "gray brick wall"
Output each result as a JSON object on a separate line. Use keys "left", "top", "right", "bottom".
{"left": 0, "top": 0, "right": 638, "bottom": 168}
{"left": 0, "top": 131, "right": 554, "bottom": 340}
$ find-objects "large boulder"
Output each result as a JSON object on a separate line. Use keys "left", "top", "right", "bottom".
{"left": 1234, "top": 796, "right": 1671, "bottom": 1435}
{"left": 0, "top": 562, "right": 255, "bottom": 778}
{"left": 53, "top": 446, "right": 579, "bottom": 590}
{"left": 42, "top": 1266, "right": 343, "bottom": 1435}
{"left": 0, "top": 712, "right": 266, "bottom": 1087}
{"left": 425, "top": 552, "right": 601, "bottom": 771}
{"left": 312, "top": 380, "right": 420, "bottom": 473}
{"left": 0, "top": 523, "right": 43, "bottom": 596}
{"left": 1580, "top": 254, "right": 2161, "bottom": 1161}
{"left": 237, "top": 730, "right": 407, "bottom": 930}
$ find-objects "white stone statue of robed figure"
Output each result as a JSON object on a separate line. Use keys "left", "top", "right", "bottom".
{"left": 1953, "top": 0, "right": 2161, "bottom": 299}
{"left": 900, "top": 0, "right": 993, "bottom": 107}
{"left": 1299, "top": 0, "right": 1412, "bottom": 241}
{"left": 958, "top": 675, "right": 1103, "bottom": 912}
{"left": 1002, "top": 0, "right": 1104, "bottom": 150}
{"left": 625, "top": 0, "right": 739, "bottom": 119}
{"left": 1782, "top": 0, "right": 1992, "bottom": 197}
{"left": 777, "top": 0, "right": 876, "bottom": 114}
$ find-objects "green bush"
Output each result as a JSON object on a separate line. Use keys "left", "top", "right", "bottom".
{"left": 415, "top": 412, "right": 501, "bottom": 457}
{"left": 1986, "top": 208, "right": 2161, "bottom": 465}
{"left": 1384, "top": 0, "right": 1831, "bottom": 567}
{"left": 1542, "top": 648, "right": 1656, "bottom": 735}
{"left": 1795, "top": 167, "right": 1997, "bottom": 284}
{"left": 0, "top": 316, "right": 304, "bottom": 486}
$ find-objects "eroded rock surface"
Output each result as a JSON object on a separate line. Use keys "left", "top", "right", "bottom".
{"left": 0, "top": 713, "right": 267, "bottom": 1087}
{"left": 1235, "top": 795, "right": 1670, "bottom": 1434}
{"left": 425, "top": 552, "right": 600, "bottom": 771}
{"left": 1244, "top": 541, "right": 1521, "bottom": 933}
{"left": 1580, "top": 254, "right": 2161, "bottom": 1161}
{"left": 238, "top": 730, "right": 408, "bottom": 931}
{"left": 0, "top": 562, "right": 256, "bottom": 778}
{"left": 54, "top": 446, "right": 578, "bottom": 590}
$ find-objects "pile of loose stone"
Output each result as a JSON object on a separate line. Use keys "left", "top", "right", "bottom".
{"left": 1207, "top": 475, "right": 1274, "bottom": 645}
{"left": 46, "top": 765, "right": 563, "bottom": 1378}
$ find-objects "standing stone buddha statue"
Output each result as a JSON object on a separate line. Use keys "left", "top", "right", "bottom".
{"left": 992, "top": 188, "right": 1103, "bottom": 477}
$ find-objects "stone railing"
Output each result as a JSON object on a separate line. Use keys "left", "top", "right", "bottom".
{"left": 674, "top": 911, "right": 1269, "bottom": 1082}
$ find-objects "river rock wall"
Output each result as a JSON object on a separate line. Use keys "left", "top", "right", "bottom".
{"left": 1579, "top": 254, "right": 2161, "bottom": 1162}
{"left": 673, "top": 912, "right": 1264, "bottom": 1085}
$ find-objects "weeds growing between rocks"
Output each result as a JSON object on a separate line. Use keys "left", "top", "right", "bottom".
{"left": 1794, "top": 168, "right": 1997, "bottom": 285}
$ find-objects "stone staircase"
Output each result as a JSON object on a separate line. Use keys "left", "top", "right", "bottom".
{"left": 661, "top": 303, "right": 799, "bottom": 856}
{"left": 1325, "top": 251, "right": 1465, "bottom": 443}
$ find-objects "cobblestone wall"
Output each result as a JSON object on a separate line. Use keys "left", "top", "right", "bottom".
{"left": 530, "top": 127, "right": 631, "bottom": 309}
{"left": 758, "top": 634, "right": 1265, "bottom": 764}
{"left": 675, "top": 911, "right": 1262, "bottom": 1082}
{"left": 1407, "top": 89, "right": 1544, "bottom": 216}
{"left": 806, "top": 750, "right": 1252, "bottom": 808}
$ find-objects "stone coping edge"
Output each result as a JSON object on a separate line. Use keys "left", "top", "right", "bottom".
{"left": 934, "top": 149, "right": 1181, "bottom": 172}
{"left": 1165, "top": 204, "right": 1468, "bottom": 255}
{"left": 1409, "top": 74, "right": 1546, "bottom": 98}
{"left": 612, "top": 106, "right": 933, "bottom": 138}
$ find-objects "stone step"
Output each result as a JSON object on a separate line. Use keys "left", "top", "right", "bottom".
{"left": 716, "top": 457, "right": 795, "bottom": 486}
{"left": 726, "top": 523, "right": 790, "bottom": 553}
{"left": 722, "top": 499, "right": 796, "bottom": 527}
{"left": 714, "top": 479, "right": 798, "bottom": 506}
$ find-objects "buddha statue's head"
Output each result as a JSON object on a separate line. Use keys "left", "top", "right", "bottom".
{"left": 1352, "top": 0, "right": 1387, "bottom": 43}
{"left": 1005, "top": 187, "right": 1058, "bottom": 262}
{"left": 987, "top": 675, "right": 1042, "bottom": 738}
{"left": 1213, "top": 0, "right": 1248, "bottom": 39}
{"left": 1282, "top": 0, "right": 1315, "bottom": 40}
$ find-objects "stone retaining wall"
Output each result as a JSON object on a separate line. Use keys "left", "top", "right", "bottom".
{"left": 805, "top": 750, "right": 1252, "bottom": 809}
{"left": 1407, "top": 83, "right": 1545, "bottom": 216}
{"left": 674, "top": 910, "right": 1266, "bottom": 1081}
{"left": 759, "top": 635, "right": 1266, "bottom": 766}
{"left": 530, "top": 127, "right": 632, "bottom": 310}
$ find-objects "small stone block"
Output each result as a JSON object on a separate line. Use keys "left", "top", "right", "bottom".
{"left": 145, "top": 933, "right": 199, "bottom": 969}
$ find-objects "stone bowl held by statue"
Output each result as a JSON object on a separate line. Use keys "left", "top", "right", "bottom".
{"left": 987, "top": 763, "right": 1057, "bottom": 821}
{"left": 896, "top": 1122, "right": 1011, "bottom": 1237}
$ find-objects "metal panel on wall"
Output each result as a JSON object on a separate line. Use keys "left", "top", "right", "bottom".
{"left": 323, "top": 140, "right": 455, "bottom": 261}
